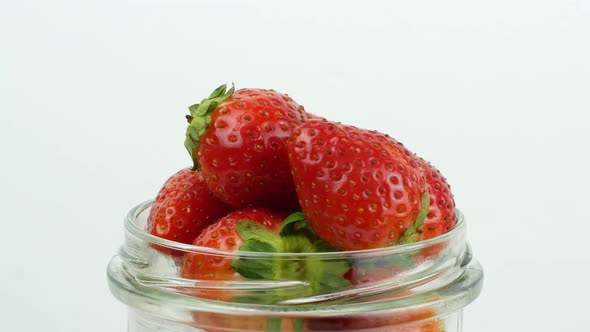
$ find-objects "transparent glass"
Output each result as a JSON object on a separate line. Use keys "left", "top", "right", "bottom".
{"left": 107, "top": 201, "right": 483, "bottom": 332}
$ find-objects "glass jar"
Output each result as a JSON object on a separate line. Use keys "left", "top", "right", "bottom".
{"left": 107, "top": 201, "right": 483, "bottom": 332}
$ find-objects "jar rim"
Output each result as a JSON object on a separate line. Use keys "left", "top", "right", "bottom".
{"left": 107, "top": 255, "right": 483, "bottom": 317}
{"left": 109, "top": 201, "right": 483, "bottom": 320}
{"left": 125, "top": 200, "right": 466, "bottom": 258}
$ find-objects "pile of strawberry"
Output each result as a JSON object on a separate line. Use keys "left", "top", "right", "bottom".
{"left": 146, "top": 84, "right": 456, "bottom": 330}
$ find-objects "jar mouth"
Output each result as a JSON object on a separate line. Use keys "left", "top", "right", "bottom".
{"left": 109, "top": 200, "right": 483, "bottom": 323}
{"left": 108, "top": 254, "right": 483, "bottom": 317}
{"left": 125, "top": 200, "right": 466, "bottom": 259}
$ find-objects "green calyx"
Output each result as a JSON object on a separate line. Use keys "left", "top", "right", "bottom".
{"left": 230, "top": 213, "right": 351, "bottom": 304}
{"left": 279, "top": 212, "right": 317, "bottom": 240}
{"left": 398, "top": 190, "right": 431, "bottom": 245}
{"left": 231, "top": 221, "right": 281, "bottom": 280}
{"left": 184, "top": 83, "right": 235, "bottom": 169}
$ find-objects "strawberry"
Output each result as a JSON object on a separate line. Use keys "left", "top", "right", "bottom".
{"left": 307, "top": 307, "right": 445, "bottom": 332}
{"left": 180, "top": 208, "right": 286, "bottom": 285}
{"left": 308, "top": 291, "right": 444, "bottom": 332}
{"left": 288, "top": 119, "right": 429, "bottom": 251}
{"left": 147, "top": 168, "right": 232, "bottom": 255}
{"left": 184, "top": 84, "right": 311, "bottom": 210}
{"left": 181, "top": 210, "right": 349, "bottom": 296}
{"left": 180, "top": 208, "right": 287, "bottom": 331}
{"left": 415, "top": 157, "right": 456, "bottom": 240}
{"left": 181, "top": 210, "right": 350, "bottom": 332}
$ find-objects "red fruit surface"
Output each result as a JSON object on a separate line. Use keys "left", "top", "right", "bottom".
{"left": 288, "top": 119, "right": 427, "bottom": 250}
{"left": 147, "top": 168, "right": 232, "bottom": 255}
{"left": 415, "top": 158, "right": 457, "bottom": 240}
{"left": 180, "top": 208, "right": 287, "bottom": 282}
{"left": 307, "top": 304, "right": 444, "bottom": 332}
{"left": 189, "top": 86, "right": 311, "bottom": 210}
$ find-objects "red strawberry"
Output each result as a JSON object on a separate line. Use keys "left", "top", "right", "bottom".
{"left": 180, "top": 208, "right": 288, "bottom": 330}
{"left": 184, "top": 84, "right": 311, "bottom": 210}
{"left": 181, "top": 209, "right": 350, "bottom": 331}
{"left": 180, "top": 209, "right": 349, "bottom": 289}
{"left": 308, "top": 291, "right": 444, "bottom": 331}
{"left": 307, "top": 306, "right": 445, "bottom": 332}
{"left": 288, "top": 119, "right": 429, "bottom": 251}
{"left": 147, "top": 168, "right": 232, "bottom": 255}
{"left": 416, "top": 158, "right": 457, "bottom": 240}
{"left": 180, "top": 208, "right": 287, "bottom": 285}
{"left": 180, "top": 210, "right": 351, "bottom": 303}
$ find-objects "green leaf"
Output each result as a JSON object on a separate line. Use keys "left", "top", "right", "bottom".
{"left": 350, "top": 250, "right": 416, "bottom": 279}
{"left": 185, "top": 83, "right": 235, "bottom": 169}
{"left": 194, "top": 99, "right": 213, "bottom": 116}
{"left": 188, "top": 104, "right": 200, "bottom": 115}
{"left": 398, "top": 191, "right": 430, "bottom": 244}
{"left": 208, "top": 84, "right": 228, "bottom": 99}
{"left": 415, "top": 190, "right": 431, "bottom": 231}
{"left": 279, "top": 212, "right": 306, "bottom": 236}
{"left": 306, "top": 240, "right": 351, "bottom": 293}
{"left": 231, "top": 221, "right": 284, "bottom": 280}
{"left": 386, "top": 252, "right": 416, "bottom": 269}
{"left": 236, "top": 221, "right": 282, "bottom": 246}
{"left": 231, "top": 239, "right": 277, "bottom": 279}
{"left": 231, "top": 258, "right": 272, "bottom": 279}
{"left": 266, "top": 318, "right": 282, "bottom": 332}
{"left": 291, "top": 319, "right": 305, "bottom": 332}
{"left": 232, "top": 216, "right": 351, "bottom": 306}
{"left": 280, "top": 235, "right": 314, "bottom": 254}
{"left": 279, "top": 212, "right": 320, "bottom": 244}
{"left": 226, "top": 83, "right": 235, "bottom": 97}
{"left": 239, "top": 238, "right": 278, "bottom": 253}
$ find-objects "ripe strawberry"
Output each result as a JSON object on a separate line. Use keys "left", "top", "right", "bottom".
{"left": 307, "top": 307, "right": 444, "bottom": 332}
{"left": 184, "top": 84, "right": 311, "bottom": 210}
{"left": 308, "top": 290, "right": 444, "bottom": 331}
{"left": 180, "top": 208, "right": 287, "bottom": 331}
{"left": 181, "top": 209, "right": 349, "bottom": 291}
{"left": 147, "top": 168, "right": 232, "bottom": 255}
{"left": 288, "top": 119, "right": 429, "bottom": 251}
{"left": 180, "top": 208, "right": 286, "bottom": 285}
{"left": 415, "top": 158, "right": 457, "bottom": 240}
{"left": 181, "top": 209, "right": 350, "bottom": 332}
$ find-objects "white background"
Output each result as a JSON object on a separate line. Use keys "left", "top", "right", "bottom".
{"left": 2, "top": 0, "right": 589, "bottom": 331}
